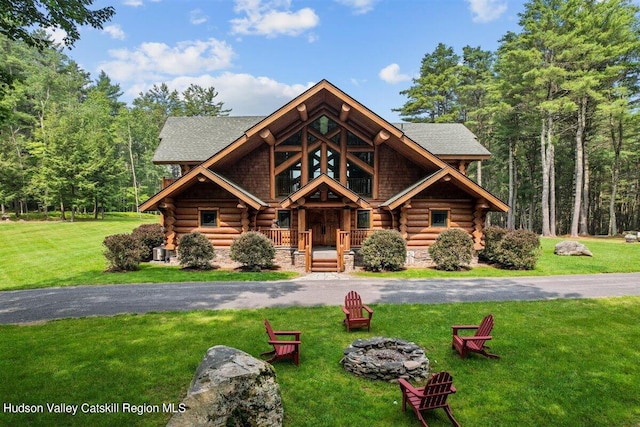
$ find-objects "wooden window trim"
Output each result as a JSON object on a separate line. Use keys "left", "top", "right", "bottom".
{"left": 276, "top": 209, "right": 291, "bottom": 229}
{"left": 198, "top": 208, "right": 219, "bottom": 228}
{"left": 429, "top": 209, "right": 450, "bottom": 228}
{"left": 356, "top": 209, "right": 372, "bottom": 229}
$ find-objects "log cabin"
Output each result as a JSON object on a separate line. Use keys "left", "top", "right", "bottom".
{"left": 139, "top": 80, "right": 508, "bottom": 271}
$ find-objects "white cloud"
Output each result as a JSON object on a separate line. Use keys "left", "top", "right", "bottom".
{"left": 123, "top": 0, "right": 144, "bottom": 7}
{"left": 378, "top": 64, "right": 411, "bottom": 84}
{"left": 231, "top": 0, "right": 319, "bottom": 37}
{"left": 126, "top": 72, "right": 314, "bottom": 115}
{"left": 190, "top": 9, "right": 208, "bottom": 25}
{"left": 103, "top": 24, "right": 126, "bottom": 40}
{"left": 98, "top": 38, "right": 235, "bottom": 81}
{"left": 334, "top": 0, "right": 378, "bottom": 15}
{"left": 465, "top": 0, "right": 508, "bottom": 23}
{"left": 44, "top": 27, "right": 67, "bottom": 46}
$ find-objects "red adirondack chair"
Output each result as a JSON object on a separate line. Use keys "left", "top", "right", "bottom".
{"left": 260, "top": 319, "right": 301, "bottom": 365}
{"left": 398, "top": 371, "right": 460, "bottom": 427}
{"left": 452, "top": 313, "right": 499, "bottom": 359}
{"left": 341, "top": 290, "right": 373, "bottom": 332}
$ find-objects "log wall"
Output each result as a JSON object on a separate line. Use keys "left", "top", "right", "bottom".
{"left": 173, "top": 199, "right": 243, "bottom": 246}
{"left": 404, "top": 199, "right": 475, "bottom": 247}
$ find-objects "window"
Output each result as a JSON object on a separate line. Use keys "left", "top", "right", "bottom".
{"left": 276, "top": 162, "right": 302, "bottom": 196}
{"left": 347, "top": 161, "right": 373, "bottom": 197}
{"left": 430, "top": 210, "right": 449, "bottom": 228}
{"left": 357, "top": 210, "right": 371, "bottom": 229}
{"left": 276, "top": 210, "right": 291, "bottom": 228}
{"left": 200, "top": 209, "right": 219, "bottom": 228}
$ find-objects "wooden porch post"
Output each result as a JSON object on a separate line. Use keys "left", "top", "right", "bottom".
{"left": 343, "top": 207, "right": 351, "bottom": 250}
{"left": 297, "top": 207, "right": 306, "bottom": 251}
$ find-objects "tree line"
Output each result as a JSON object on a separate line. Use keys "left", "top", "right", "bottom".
{"left": 1, "top": 0, "right": 639, "bottom": 237}
{"left": 396, "top": 0, "right": 640, "bottom": 237}
{"left": 0, "top": 33, "right": 229, "bottom": 219}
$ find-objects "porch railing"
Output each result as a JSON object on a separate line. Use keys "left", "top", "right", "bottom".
{"left": 258, "top": 228, "right": 297, "bottom": 247}
{"left": 259, "top": 228, "right": 371, "bottom": 249}
{"left": 337, "top": 230, "right": 350, "bottom": 272}
{"left": 349, "top": 229, "right": 372, "bottom": 247}
{"left": 298, "top": 230, "right": 312, "bottom": 272}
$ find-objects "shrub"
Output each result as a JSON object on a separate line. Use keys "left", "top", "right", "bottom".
{"left": 495, "top": 229, "right": 541, "bottom": 270}
{"left": 428, "top": 228, "right": 474, "bottom": 271}
{"left": 103, "top": 233, "right": 144, "bottom": 272}
{"left": 230, "top": 231, "right": 276, "bottom": 271}
{"left": 131, "top": 223, "right": 164, "bottom": 261}
{"left": 360, "top": 230, "right": 407, "bottom": 272}
{"left": 479, "top": 226, "right": 508, "bottom": 264}
{"left": 178, "top": 232, "right": 215, "bottom": 270}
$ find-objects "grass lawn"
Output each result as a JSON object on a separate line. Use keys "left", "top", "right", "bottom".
{"left": 1, "top": 297, "right": 639, "bottom": 426}
{"left": 357, "top": 236, "right": 640, "bottom": 278}
{"left": 0, "top": 213, "right": 296, "bottom": 291}
{"left": 1, "top": 213, "right": 640, "bottom": 291}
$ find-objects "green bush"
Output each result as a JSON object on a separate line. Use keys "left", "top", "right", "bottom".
{"left": 495, "top": 229, "right": 541, "bottom": 270}
{"left": 230, "top": 231, "right": 276, "bottom": 271}
{"left": 360, "top": 230, "right": 407, "bottom": 272}
{"left": 103, "top": 233, "right": 144, "bottom": 272}
{"left": 178, "top": 232, "right": 215, "bottom": 270}
{"left": 131, "top": 223, "right": 164, "bottom": 261}
{"left": 479, "top": 226, "right": 508, "bottom": 264}
{"left": 428, "top": 228, "right": 474, "bottom": 271}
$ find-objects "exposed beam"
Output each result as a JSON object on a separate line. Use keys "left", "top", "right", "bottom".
{"left": 340, "top": 103, "right": 351, "bottom": 122}
{"left": 297, "top": 103, "right": 308, "bottom": 121}
{"left": 373, "top": 129, "right": 390, "bottom": 145}
{"left": 260, "top": 128, "right": 276, "bottom": 146}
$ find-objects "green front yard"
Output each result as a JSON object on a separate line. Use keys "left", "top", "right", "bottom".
{"left": 1, "top": 213, "right": 639, "bottom": 290}
{"left": 1, "top": 298, "right": 639, "bottom": 426}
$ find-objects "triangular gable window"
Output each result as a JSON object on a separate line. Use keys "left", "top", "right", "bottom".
{"left": 310, "top": 115, "right": 338, "bottom": 135}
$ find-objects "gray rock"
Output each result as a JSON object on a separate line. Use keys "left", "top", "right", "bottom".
{"left": 554, "top": 241, "right": 593, "bottom": 257}
{"left": 167, "top": 345, "right": 283, "bottom": 427}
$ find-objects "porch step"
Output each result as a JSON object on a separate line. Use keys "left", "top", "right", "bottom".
{"left": 311, "top": 258, "right": 338, "bottom": 272}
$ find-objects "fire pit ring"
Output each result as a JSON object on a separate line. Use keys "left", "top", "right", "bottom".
{"left": 339, "top": 337, "right": 430, "bottom": 382}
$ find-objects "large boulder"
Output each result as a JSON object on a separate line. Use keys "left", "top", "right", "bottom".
{"left": 167, "top": 345, "right": 283, "bottom": 427}
{"left": 554, "top": 241, "right": 593, "bottom": 257}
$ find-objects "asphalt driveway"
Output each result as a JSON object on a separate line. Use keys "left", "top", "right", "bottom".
{"left": 0, "top": 272, "right": 639, "bottom": 324}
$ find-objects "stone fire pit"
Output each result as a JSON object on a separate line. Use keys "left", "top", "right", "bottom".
{"left": 340, "top": 337, "right": 430, "bottom": 382}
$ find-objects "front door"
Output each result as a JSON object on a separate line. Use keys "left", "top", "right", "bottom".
{"left": 308, "top": 209, "right": 340, "bottom": 246}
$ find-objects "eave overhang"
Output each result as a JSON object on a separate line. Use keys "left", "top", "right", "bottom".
{"left": 280, "top": 174, "right": 370, "bottom": 209}
{"left": 139, "top": 166, "right": 269, "bottom": 212}
{"left": 380, "top": 167, "right": 509, "bottom": 212}
{"left": 195, "top": 79, "right": 452, "bottom": 173}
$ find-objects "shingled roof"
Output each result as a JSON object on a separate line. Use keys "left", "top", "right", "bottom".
{"left": 152, "top": 116, "right": 489, "bottom": 164}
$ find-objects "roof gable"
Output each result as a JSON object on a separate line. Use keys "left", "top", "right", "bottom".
{"left": 280, "top": 174, "right": 370, "bottom": 209}
{"left": 139, "top": 166, "right": 268, "bottom": 212}
{"left": 199, "top": 79, "right": 447, "bottom": 171}
{"left": 381, "top": 167, "right": 508, "bottom": 212}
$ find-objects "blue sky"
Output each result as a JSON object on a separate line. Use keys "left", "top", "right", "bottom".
{"left": 51, "top": 0, "right": 527, "bottom": 122}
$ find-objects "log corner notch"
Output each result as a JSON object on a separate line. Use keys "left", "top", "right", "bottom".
{"left": 297, "top": 103, "right": 308, "bottom": 122}
{"left": 238, "top": 201, "right": 250, "bottom": 232}
{"left": 473, "top": 198, "right": 490, "bottom": 250}
{"left": 259, "top": 128, "right": 276, "bottom": 146}
{"left": 159, "top": 197, "right": 176, "bottom": 250}
{"left": 399, "top": 201, "right": 411, "bottom": 239}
